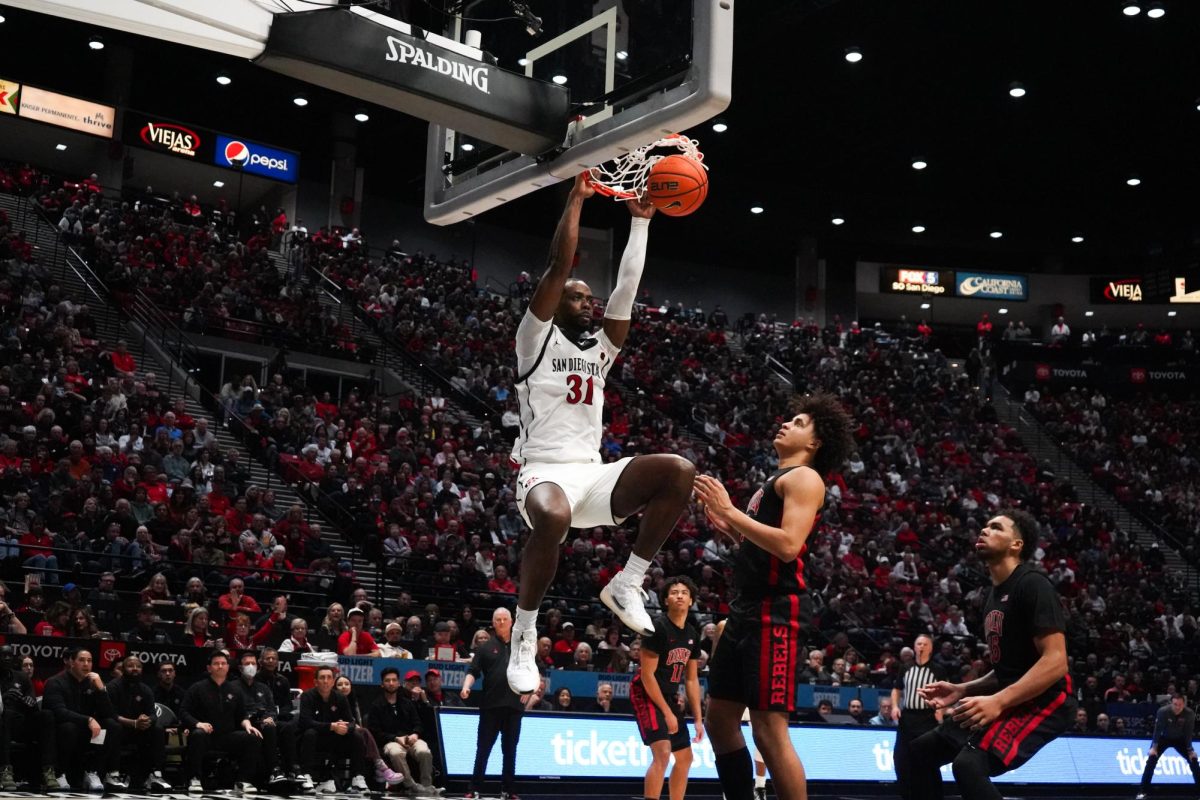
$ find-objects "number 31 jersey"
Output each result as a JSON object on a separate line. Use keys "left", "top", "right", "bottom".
{"left": 511, "top": 310, "right": 620, "bottom": 465}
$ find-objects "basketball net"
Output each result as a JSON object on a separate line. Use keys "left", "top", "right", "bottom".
{"left": 586, "top": 134, "right": 706, "bottom": 201}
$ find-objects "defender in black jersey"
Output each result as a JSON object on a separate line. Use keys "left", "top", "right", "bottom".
{"left": 911, "top": 510, "right": 1074, "bottom": 800}
{"left": 630, "top": 576, "right": 703, "bottom": 800}
{"left": 694, "top": 392, "right": 853, "bottom": 800}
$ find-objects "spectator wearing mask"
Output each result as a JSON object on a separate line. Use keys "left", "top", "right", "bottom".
{"left": 180, "top": 651, "right": 263, "bottom": 794}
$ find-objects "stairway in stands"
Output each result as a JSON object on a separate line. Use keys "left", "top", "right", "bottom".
{"left": 0, "top": 192, "right": 379, "bottom": 586}
{"left": 266, "top": 250, "right": 489, "bottom": 434}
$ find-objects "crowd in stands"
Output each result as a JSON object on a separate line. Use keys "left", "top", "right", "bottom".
{"left": 2, "top": 162, "right": 1196, "bottom": 761}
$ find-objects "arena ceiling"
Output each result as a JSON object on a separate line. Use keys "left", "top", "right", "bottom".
{"left": 1, "top": 0, "right": 1198, "bottom": 276}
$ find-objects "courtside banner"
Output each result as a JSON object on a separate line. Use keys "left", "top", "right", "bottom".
{"left": 213, "top": 134, "right": 299, "bottom": 183}
{"left": 438, "top": 710, "right": 1200, "bottom": 785}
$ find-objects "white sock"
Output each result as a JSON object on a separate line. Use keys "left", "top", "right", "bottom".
{"left": 514, "top": 606, "right": 539, "bottom": 633}
{"left": 620, "top": 553, "right": 652, "bottom": 586}
{"left": 755, "top": 773, "right": 767, "bottom": 789}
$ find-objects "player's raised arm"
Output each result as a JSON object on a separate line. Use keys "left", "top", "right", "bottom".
{"left": 601, "top": 197, "right": 656, "bottom": 349}
{"left": 526, "top": 174, "right": 595, "bottom": 324}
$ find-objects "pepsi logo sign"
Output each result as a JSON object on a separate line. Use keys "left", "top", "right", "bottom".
{"left": 213, "top": 135, "right": 299, "bottom": 183}
{"left": 225, "top": 139, "right": 250, "bottom": 166}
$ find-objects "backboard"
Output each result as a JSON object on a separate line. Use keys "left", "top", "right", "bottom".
{"left": 424, "top": 0, "right": 733, "bottom": 225}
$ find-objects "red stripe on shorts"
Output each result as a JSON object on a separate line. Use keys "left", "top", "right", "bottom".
{"left": 1001, "top": 691, "right": 1066, "bottom": 767}
{"left": 758, "top": 597, "right": 772, "bottom": 709}
{"left": 786, "top": 594, "right": 800, "bottom": 703}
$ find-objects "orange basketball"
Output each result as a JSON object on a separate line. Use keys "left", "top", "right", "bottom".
{"left": 646, "top": 155, "right": 708, "bottom": 217}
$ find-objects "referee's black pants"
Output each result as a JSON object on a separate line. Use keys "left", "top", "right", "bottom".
{"left": 1140, "top": 739, "right": 1200, "bottom": 787}
{"left": 895, "top": 709, "right": 939, "bottom": 800}
{"left": 470, "top": 707, "right": 523, "bottom": 794}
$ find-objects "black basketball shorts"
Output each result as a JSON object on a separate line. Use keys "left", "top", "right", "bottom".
{"left": 630, "top": 679, "right": 692, "bottom": 752}
{"left": 707, "top": 592, "right": 813, "bottom": 712}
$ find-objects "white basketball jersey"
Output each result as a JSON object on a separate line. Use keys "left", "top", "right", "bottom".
{"left": 511, "top": 312, "right": 620, "bottom": 465}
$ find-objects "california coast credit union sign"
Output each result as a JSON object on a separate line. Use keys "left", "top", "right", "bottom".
{"left": 955, "top": 271, "right": 1029, "bottom": 301}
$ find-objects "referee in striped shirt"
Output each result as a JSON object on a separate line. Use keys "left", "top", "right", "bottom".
{"left": 891, "top": 634, "right": 943, "bottom": 800}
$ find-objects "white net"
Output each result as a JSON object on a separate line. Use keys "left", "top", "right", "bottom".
{"left": 587, "top": 134, "right": 706, "bottom": 200}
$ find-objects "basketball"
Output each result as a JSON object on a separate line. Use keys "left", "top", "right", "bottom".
{"left": 646, "top": 155, "right": 709, "bottom": 217}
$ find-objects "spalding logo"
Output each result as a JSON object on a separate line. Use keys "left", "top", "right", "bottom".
{"left": 224, "top": 140, "right": 250, "bottom": 167}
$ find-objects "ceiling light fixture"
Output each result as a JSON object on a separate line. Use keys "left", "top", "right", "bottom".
{"left": 844, "top": 46, "right": 863, "bottom": 63}
{"left": 88, "top": 36, "right": 104, "bottom": 50}
{"left": 920, "top": 302, "right": 931, "bottom": 310}
{"left": 750, "top": 206, "right": 765, "bottom": 214}
{"left": 55, "top": 143, "right": 67, "bottom": 151}
{"left": 616, "top": 50, "right": 628, "bottom": 61}
{"left": 1122, "top": 2, "right": 1142, "bottom": 15}
{"left": 551, "top": 74, "right": 568, "bottom": 85}
{"left": 711, "top": 120, "right": 728, "bottom": 133}
{"left": 517, "top": 57, "right": 529, "bottom": 66}
{"left": 354, "top": 111, "right": 370, "bottom": 122}
{"left": 0, "top": 13, "right": 7, "bottom": 23}
{"left": 1071, "top": 234, "right": 1085, "bottom": 243}
{"left": 1126, "top": 175, "right": 1141, "bottom": 186}
{"left": 213, "top": 180, "right": 225, "bottom": 188}
{"left": 831, "top": 216, "right": 845, "bottom": 226}
{"left": 216, "top": 73, "right": 232, "bottom": 86}
{"left": 1085, "top": 310, "right": 1095, "bottom": 317}
{"left": 990, "top": 230, "right": 1003, "bottom": 239}
{"left": 461, "top": 142, "right": 475, "bottom": 152}
{"left": 912, "top": 223, "right": 926, "bottom": 234}
{"left": 1168, "top": 310, "right": 1177, "bottom": 317}
{"left": 1147, "top": 2, "right": 1165, "bottom": 18}
{"left": 998, "top": 308, "right": 1009, "bottom": 315}
{"left": 1009, "top": 81, "right": 1026, "bottom": 98}
{"left": 293, "top": 95, "right": 308, "bottom": 107}
{"left": 911, "top": 158, "right": 928, "bottom": 170}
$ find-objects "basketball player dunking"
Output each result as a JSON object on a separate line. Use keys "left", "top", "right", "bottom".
{"left": 507, "top": 174, "right": 696, "bottom": 694}
{"left": 693, "top": 393, "right": 853, "bottom": 800}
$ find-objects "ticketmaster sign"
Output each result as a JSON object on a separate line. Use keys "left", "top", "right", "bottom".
{"left": 955, "top": 271, "right": 1029, "bottom": 301}
{"left": 439, "top": 710, "right": 1198, "bottom": 785}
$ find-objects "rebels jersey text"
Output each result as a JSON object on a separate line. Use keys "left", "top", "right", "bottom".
{"left": 638, "top": 613, "right": 701, "bottom": 699}
{"left": 512, "top": 310, "right": 619, "bottom": 464}
{"left": 729, "top": 466, "right": 819, "bottom": 616}
{"left": 982, "top": 563, "right": 1069, "bottom": 700}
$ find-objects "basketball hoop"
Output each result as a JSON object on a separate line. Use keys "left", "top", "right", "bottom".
{"left": 586, "top": 134, "right": 706, "bottom": 201}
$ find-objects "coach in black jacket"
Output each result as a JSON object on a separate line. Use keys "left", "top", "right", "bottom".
{"left": 180, "top": 650, "right": 263, "bottom": 791}
{"left": 42, "top": 647, "right": 124, "bottom": 790}
{"left": 297, "top": 665, "right": 367, "bottom": 787}
{"left": 107, "top": 655, "right": 170, "bottom": 792}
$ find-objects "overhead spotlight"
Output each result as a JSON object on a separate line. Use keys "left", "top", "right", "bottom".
{"left": 293, "top": 95, "right": 308, "bottom": 107}
{"left": 517, "top": 57, "right": 529, "bottom": 66}
{"left": 911, "top": 158, "right": 928, "bottom": 170}
{"left": 1147, "top": 2, "right": 1165, "bottom": 17}
{"left": 551, "top": 74, "right": 568, "bottom": 85}
{"left": 1009, "top": 81, "right": 1026, "bottom": 98}
{"left": 354, "top": 111, "right": 370, "bottom": 122}
{"left": 998, "top": 308, "right": 1009, "bottom": 315}
{"left": 55, "top": 143, "right": 67, "bottom": 151}
{"left": 213, "top": 180, "right": 225, "bottom": 188}
{"left": 1195, "top": 98, "right": 1200, "bottom": 111}
{"left": 0, "top": 13, "right": 6, "bottom": 23}
{"left": 831, "top": 216, "right": 845, "bottom": 226}
{"left": 990, "top": 230, "right": 1003, "bottom": 239}
{"left": 1122, "top": 2, "right": 1141, "bottom": 15}
{"left": 511, "top": 1, "right": 542, "bottom": 37}
{"left": 920, "top": 302, "right": 931, "bottom": 310}
{"left": 1126, "top": 175, "right": 1141, "bottom": 186}
{"left": 844, "top": 46, "right": 863, "bottom": 63}
{"left": 1071, "top": 234, "right": 1085, "bottom": 243}
{"left": 711, "top": 119, "right": 728, "bottom": 133}
{"left": 88, "top": 36, "right": 105, "bottom": 50}
{"left": 616, "top": 50, "right": 628, "bottom": 61}
{"left": 750, "top": 206, "right": 765, "bottom": 214}
{"left": 1085, "top": 310, "right": 1095, "bottom": 317}
{"left": 461, "top": 142, "right": 475, "bottom": 152}
{"left": 215, "top": 73, "right": 232, "bottom": 86}
{"left": 1168, "top": 310, "right": 1178, "bottom": 317}
{"left": 912, "top": 223, "right": 926, "bottom": 234}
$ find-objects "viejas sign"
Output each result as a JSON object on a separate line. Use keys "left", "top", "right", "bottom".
{"left": 1090, "top": 277, "right": 1144, "bottom": 304}
{"left": 123, "top": 111, "right": 214, "bottom": 162}
{"left": 385, "top": 36, "right": 490, "bottom": 94}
